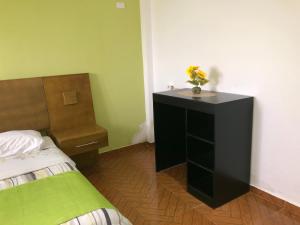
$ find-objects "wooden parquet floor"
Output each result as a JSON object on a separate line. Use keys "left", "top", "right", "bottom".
{"left": 82, "top": 143, "right": 300, "bottom": 225}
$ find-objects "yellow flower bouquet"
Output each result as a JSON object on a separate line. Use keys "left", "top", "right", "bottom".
{"left": 186, "top": 66, "right": 209, "bottom": 94}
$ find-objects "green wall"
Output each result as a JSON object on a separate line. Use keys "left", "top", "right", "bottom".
{"left": 0, "top": 0, "right": 146, "bottom": 152}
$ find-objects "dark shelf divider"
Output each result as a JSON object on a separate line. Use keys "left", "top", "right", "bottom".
{"left": 186, "top": 133, "right": 214, "bottom": 145}
{"left": 187, "top": 160, "right": 214, "bottom": 174}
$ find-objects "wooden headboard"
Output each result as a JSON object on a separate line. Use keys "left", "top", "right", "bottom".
{"left": 0, "top": 73, "right": 94, "bottom": 133}
{"left": 0, "top": 77, "right": 49, "bottom": 132}
{"left": 43, "top": 74, "right": 96, "bottom": 131}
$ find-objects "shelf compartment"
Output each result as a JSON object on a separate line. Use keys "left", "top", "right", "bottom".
{"left": 187, "top": 162, "right": 214, "bottom": 198}
{"left": 153, "top": 102, "right": 186, "bottom": 171}
{"left": 187, "top": 110, "right": 214, "bottom": 142}
{"left": 187, "top": 135, "right": 214, "bottom": 170}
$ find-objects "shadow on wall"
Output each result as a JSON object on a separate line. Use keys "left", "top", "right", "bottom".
{"left": 89, "top": 73, "right": 111, "bottom": 142}
{"left": 250, "top": 98, "right": 265, "bottom": 189}
{"left": 208, "top": 67, "right": 222, "bottom": 91}
{"left": 131, "top": 122, "right": 148, "bottom": 144}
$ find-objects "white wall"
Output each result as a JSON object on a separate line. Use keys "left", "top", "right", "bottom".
{"left": 139, "top": 0, "right": 155, "bottom": 143}
{"left": 141, "top": 0, "right": 300, "bottom": 206}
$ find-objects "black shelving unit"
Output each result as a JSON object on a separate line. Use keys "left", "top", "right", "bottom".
{"left": 153, "top": 89, "right": 253, "bottom": 208}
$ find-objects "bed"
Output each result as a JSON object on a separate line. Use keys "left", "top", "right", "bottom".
{"left": 0, "top": 135, "right": 131, "bottom": 225}
{"left": 0, "top": 75, "right": 132, "bottom": 225}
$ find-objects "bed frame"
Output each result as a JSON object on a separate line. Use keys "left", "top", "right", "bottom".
{"left": 0, "top": 77, "right": 49, "bottom": 132}
{"left": 0, "top": 73, "right": 96, "bottom": 132}
{"left": 0, "top": 74, "right": 107, "bottom": 166}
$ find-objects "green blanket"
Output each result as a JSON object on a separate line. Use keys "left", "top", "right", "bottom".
{"left": 0, "top": 171, "right": 114, "bottom": 225}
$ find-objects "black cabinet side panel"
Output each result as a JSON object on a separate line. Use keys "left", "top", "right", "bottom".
{"left": 214, "top": 98, "right": 253, "bottom": 204}
{"left": 153, "top": 102, "right": 186, "bottom": 171}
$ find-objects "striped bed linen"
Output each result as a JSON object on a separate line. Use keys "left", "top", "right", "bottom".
{"left": 0, "top": 162, "right": 132, "bottom": 225}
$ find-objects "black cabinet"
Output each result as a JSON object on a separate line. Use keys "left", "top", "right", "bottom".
{"left": 153, "top": 89, "right": 253, "bottom": 208}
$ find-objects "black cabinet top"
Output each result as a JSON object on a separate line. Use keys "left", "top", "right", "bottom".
{"left": 153, "top": 89, "right": 252, "bottom": 105}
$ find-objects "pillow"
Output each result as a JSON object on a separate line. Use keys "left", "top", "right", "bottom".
{"left": 0, "top": 130, "right": 44, "bottom": 158}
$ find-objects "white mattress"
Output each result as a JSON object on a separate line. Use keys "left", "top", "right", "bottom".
{"left": 0, "top": 136, "right": 75, "bottom": 180}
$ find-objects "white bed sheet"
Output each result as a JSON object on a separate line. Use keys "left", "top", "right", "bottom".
{"left": 0, "top": 136, "right": 75, "bottom": 180}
